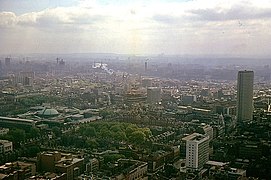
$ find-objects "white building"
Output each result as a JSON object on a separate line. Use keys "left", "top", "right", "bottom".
{"left": 12, "top": 71, "right": 35, "bottom": 86}
{"left": 0, "top": 140, "right": 13, "bottom": 154}
{"left": 183, "top": 133, "right": 209, "bottom": 170}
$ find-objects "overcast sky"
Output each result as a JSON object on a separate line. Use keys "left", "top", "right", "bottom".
{"left": 0, "top": 0, "right": 271, "bottom": 56}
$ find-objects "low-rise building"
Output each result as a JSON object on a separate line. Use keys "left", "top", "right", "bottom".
{"left": 0, "top": 128, "right": 9, "bottom": 136}
{"left": 0, "top": 161, "right": 36, "bottom": 180}
{"left": 0, "top": 140, "right": 13, "bottom": 154}
{"left": 209, "top": 166, "right": 246, "bottom": 180}
{"left": 113, "top": 159, "right": 148, "bottom": 180}
{"left": 28, "top": 172, "right": 66, "bottom": 180}
{"left": 86, "top": 158, "right": 99, "bottom": 173}
{"left": 37, "top": 151, "right": 84, "bottom": 180}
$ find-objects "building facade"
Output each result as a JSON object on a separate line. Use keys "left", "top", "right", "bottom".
{"left": 147, "top": 87, "right": 161, "bottom": 104}
{"left": 0, "top": 140, "right": 13, "bottom": 154}
{"left": 184, "top": 133, "right": 209, "bottom": 170}
{"left": 0, "top": 128, "right": 9, "bottom": 136}
{"left": 37, "top": 151, "right": 84, "bottom": 180}
{"left": 237, "top": 71, "right": 254, "bottom": 122}
{"left": 0, "top": 161, "right": 36, "bottom": 179}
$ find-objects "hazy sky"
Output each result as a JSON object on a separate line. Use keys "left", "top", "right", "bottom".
{"left": 1, "top": 0, "right": 271, "bottom": 56}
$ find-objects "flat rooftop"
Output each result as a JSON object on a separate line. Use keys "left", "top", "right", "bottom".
{"left": 0, "top": 116, "right": 35, "bottom": 123}
{"left": 182, "top": 133, "right": 208, "bottom": 142}
{"left": 206, "top": 161, "right": 228, "bottom": 167}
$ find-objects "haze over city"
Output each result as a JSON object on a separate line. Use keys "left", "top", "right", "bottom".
{"left": 1, "top": 0, "right": 271, "bottom": 56}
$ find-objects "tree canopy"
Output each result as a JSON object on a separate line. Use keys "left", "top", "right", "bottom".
{"left": 77, "top": 122, "right": 152, "bottom": 147}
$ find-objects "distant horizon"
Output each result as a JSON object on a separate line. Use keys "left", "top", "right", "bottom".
{"left": 0, "top": 52, "right": 270, "bottom": 59}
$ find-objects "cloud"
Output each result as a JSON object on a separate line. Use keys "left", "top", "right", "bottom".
{"left": 152, "top": 14, "right": 180, "bottom": 24}
{"left": 189, "top": 4, "right": 271, "bottom": 21}
{"left": 2, "top": 0, "right": 271, "bottom": 28}
{"left": 1, "top": 0, "right": 271, "bottom": 55}
{"left": 36, "top": 9, "right": 70, "bottom": 26}
{"left": 0, "top": 12, "right": 16, "bottom": 27}
{"left": 17, "top": 12, "right": 37, "bottom": 26}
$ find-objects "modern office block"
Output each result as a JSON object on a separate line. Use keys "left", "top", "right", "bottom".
{"left": 237, "top": 71, "right": 254, "bottom": 122}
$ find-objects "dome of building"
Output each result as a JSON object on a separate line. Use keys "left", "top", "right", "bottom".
{"left": 37, "top": 108, "right": 59, "bottom": 117}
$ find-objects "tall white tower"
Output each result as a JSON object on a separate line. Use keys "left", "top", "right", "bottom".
{"left": 237, "top": 70, "right": 254, "bottom": 122}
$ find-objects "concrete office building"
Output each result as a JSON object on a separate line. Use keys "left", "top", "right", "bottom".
{"left": 183, "top": 133, "right": 209, "bottom": 170}
{"left": 147, "top": 87, "right": 161, "bottom": 104}
{"left": 4, "top": 57, "right": 11, "bottom": 67}
{"left": 0, "top": 161, "right": 36, "bottom": 179}
{"left": 182, "top": 95, "right": 197, "bottom": 104}
{"left": 237, "top": 71, "right": 254, "bottom": 122}
{"left": 142, "top": 78, "right": 152, "bottom": 88}
{"left": 38, "top": 151, "right": 84, "bottom": 180}
{"left": 12, "top": 71, "right": 35, "bottom": 86}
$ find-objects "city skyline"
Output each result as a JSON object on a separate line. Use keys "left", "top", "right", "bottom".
{"left": 1, "top": 0, "right": 271, "bottom": 56}
{"left": 0, "top": 44, "right": 270, "bottom": 179}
